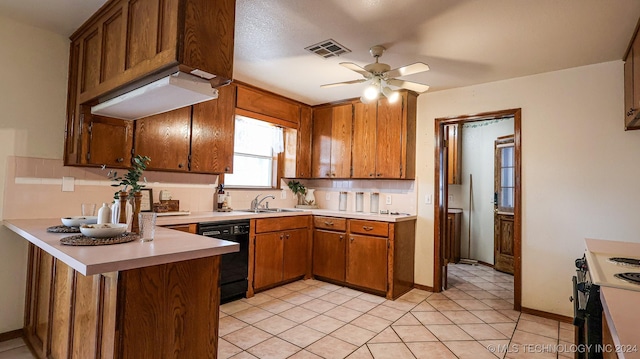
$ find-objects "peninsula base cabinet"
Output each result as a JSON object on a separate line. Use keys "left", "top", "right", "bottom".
{"left": 23, "top": 244, "right": 222, "bottom": 359}
{"left": 312, "top": 218, "right": 416, "bottom": 299}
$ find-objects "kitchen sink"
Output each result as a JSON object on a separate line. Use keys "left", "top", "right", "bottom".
{"left": 236, "top": 208, "right": 303, "bottom": 213}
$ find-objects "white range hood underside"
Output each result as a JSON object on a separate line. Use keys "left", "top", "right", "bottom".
{"left": 91, "top": 72, "right": 219, "bottom": 120}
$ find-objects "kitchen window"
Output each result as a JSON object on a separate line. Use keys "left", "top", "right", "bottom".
{"left": 224, "top": 116, "right": 284, "bottom": 188}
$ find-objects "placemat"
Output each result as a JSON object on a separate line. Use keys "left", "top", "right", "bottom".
{"left": 47, "top": 225, "right": 81, "bottom": 233}
{"left": 60, "top": 233, "right": 139, "bottom": 246}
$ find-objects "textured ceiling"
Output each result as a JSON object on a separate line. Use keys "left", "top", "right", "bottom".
{"left": 2, "top": 0, "right": 640, "bottom": 105}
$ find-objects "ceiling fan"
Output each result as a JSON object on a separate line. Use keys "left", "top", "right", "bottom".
{"left": 321, "top": 45, "right": 430, "bottom": 103}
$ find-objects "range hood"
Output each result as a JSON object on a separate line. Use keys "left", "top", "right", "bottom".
{"left": 91, "top": 71, "right": 219, "bottom": 120}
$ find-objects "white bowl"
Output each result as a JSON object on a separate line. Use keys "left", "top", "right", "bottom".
{"left": 80, "top": 223, "right": 127, "bottom": 238}
{"left": 61, "top": 216, "right": 98, "bottom": 227}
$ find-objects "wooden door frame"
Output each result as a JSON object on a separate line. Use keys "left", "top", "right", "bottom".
{"left": 433, "top": 108, "right": 522, "bottom": 311}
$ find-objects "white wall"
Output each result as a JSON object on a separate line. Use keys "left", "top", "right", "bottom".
{"left": 449, "top": 119, "right": 514, "bottom": 264}
{"left": 0, "top": 15, "right": 69, "bottom": 333}
{"left": 415, "top": 60, "right": 640, "bottom": 316}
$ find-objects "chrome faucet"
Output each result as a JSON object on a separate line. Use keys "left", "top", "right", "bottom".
{"left": 251, "top": 194, "right": 276, "bottom": 211}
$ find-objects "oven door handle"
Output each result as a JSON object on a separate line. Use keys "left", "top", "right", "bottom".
{"left": 572, "top": 276, "right": 585, "bottom": 327}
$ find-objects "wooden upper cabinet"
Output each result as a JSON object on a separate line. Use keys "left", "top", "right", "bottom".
{"left": 311, "top": 104, "right": 353, "bottom": 178}
{"left": 85, "top": 114, "right": 133, "bottom": 167}
{"left": 71, "top": 0, "right": 235, "bottom": 105}
{"left": 352, "top": 102, "right": 377, "bottom": 178}
{"left": 134, "top": 107, "right": 191, "bottom": 171}
{"left": 296, "top": 106, "right": 313, "bottom": 178}
{"left": 191, "top": 84, "right": 236, "bottom": 173}
{"left": 351, "top": 91, "right": 417, "bottom": 179}
{"left": 625, "top": 20, "right": 640, "bottom": 130}
{"left": 444, "top": 123, "right": 462, "bottom": 184}
{"left": 236, "top": 84, "right": 300, "bottom": 126}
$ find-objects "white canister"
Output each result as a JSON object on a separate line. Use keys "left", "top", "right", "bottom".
{"left": 355, "top": 192, "right": 364, "bottom": 212}
{"left": 339, "top": 192, "right": 348, "bottom": 211}
{"left": 370, "top": 193, "right": 380, "bottom": 213}
{"left": 97, "top": 203, "right": 111, "bottom": 224}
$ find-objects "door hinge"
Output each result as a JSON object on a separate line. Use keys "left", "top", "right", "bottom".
{"left": 87, "top": 122, "right": 92, "bottom": 135}
{"left": 387, "top": 240, "right": 390, "bottom": 249}
{"left": 443, "top": 139, "right": 448, "bottom": 148}
{"left": 86, "top": 152, "right": 91, "bottom": 161}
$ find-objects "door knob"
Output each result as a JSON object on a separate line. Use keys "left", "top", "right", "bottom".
{"left": 116, "top": 157, "right": 124, "bottom": 163}
{"left": 178, "top": 163, "right": 184, "bottom": 169}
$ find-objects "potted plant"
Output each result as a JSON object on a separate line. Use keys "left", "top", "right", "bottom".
{"left": 287, "top": 180, "right": 307, "bottom": 206}
{"left": 107, "top": 155, "right": 151, "bottom": 233}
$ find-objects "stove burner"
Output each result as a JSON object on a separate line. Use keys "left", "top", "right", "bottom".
{"left": 608, "top": 257, "right": 640, "bottom": 267}
{"left": 614, "top": 272, "right": 640, "bottom": 285}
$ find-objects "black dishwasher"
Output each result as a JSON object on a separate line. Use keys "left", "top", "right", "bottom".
{"left": 198, "top": 220, "right": 249, "bottom": 303}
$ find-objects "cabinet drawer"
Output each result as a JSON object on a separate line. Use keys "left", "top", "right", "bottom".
{"left": 349, "top": 220, "right": 389, "bottom": 237}
{"left": 313, "top": 216, "right": 347, "bottom": 232}
{"left": 255, "top": 216, "right": 308, "bottom": 233}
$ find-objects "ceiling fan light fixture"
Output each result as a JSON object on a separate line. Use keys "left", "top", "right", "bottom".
{"left": 382, "top": 86, "right": 399, "bottom": 103}
{"left": 363, "top": 83, "right": 379, "bottom": 101}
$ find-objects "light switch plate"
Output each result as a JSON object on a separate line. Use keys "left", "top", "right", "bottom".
{"left": 62, "top": 177, "right": 74, "bottom": 192}
{"left": 325, "top": 193, "right": 331, "bottom": 201}
{"left": 385, "top": 195, "right": 392, "bottom": 205}
{"left": 425, "top": 194, "right": 432, "bottom": 204}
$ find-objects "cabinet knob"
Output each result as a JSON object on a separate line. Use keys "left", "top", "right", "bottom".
{"left": 363, "top": 226, "right": 374, "bottom": 231}
{"left": 324, "top": 221, "right": 334, "bottom": 226}
{"left": 116, "top": 157, "right": 124, "bottom": 163}
{"left": 225, "top": 166, "right": 230, "bottom": 172}
{"left": 178, "top": 163, "right": 184, "bottom": 169}
{"left": 339, "top": 235, "right": 343, "bottom": 240}
{"left": 325, "top": 172, "right": 331, "bottom": 176}
{"left": 350, "top": 237, "right": 354, "bottom": 242}
{"left": 376, "top": 173, "right": 382, "bottom": 177}
{"left": 331, "top": 173, "right": 336, "bottom": 177}
{"left": 369, "top": 173, "right": 374, "bottom": 177}
{"left": 280, "top": 234, "right": 284, "bottom": 240}
{"left": 286, "top": 234, "right": 290, "bottom": 239}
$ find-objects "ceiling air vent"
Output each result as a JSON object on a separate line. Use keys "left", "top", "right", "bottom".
{"left": 305, "top": 39, "right": 351, "bottom": 59}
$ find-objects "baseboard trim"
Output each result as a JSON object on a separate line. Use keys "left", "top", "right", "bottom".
{"left": 521, "top": 306, "right": 572, "bottom": 323}
{"left": 0, "top": 329, "right": 23, "bottom": 342}
{"left": 413, "top": 283, "right": 434, "bottom": 292}
{"left": 477, "top": 260, "right": 493, "bottom": 268}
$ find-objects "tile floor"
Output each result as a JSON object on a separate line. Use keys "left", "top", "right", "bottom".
{"left": 219, "top": 264, "right": 575, "bottom": 359}
{"left": 0, "top": 264, "right": 575, "bottom": 359}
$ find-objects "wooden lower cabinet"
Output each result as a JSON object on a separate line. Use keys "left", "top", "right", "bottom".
{"left": 311, "top": 217, "right": 416, "bottom": 299}
{"left": 445, "top": 211, "right": 461, "bottom": 264}
{"left": 164, "top": 223, "right": 198, "bottom": 234}
{"left": 346, "top": 234, "right": 388, "bottom": 292}
{"left": 312, "top": 229, "right": 346, "bottom": 282}
{"left": 24, "top": 244, "right": 222, "bottom": 359}
{"left": 251, "top": 216, "right": 311, "bottom": 292}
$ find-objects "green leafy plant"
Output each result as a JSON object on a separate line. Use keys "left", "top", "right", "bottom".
{"left": 287, "top": 180, "right": 306, "bottom": 196}
{"left": 107, "top": 155, "right": 151, "bottom": 199}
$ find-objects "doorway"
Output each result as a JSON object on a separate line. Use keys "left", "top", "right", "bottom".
{"left": 433, "top": 108, "right": 522, "bottom": 311}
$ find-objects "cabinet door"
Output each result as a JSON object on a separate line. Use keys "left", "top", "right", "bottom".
{"left": 191, "top": 84, "right": 236, "bottom": 173}
{"left": 625, "top": 47, "right": 635, "bottom": 128}
{"left": 254, "top": 232, "right": 284, "bottom": 289}
{"left": 312, "top": 230, "right": 346, "bottom": 282}
{"left": 346, "top": 235, "right": 388, "bottom": 292}
{"left": 296, "top": 106, "right": 313, "bottom": 178}
{"left": 330, "top": 104, "right": 353, "bottom": 178}
{"left": 352, "top": 102, "right": 377, "bottom": 178}
{"left": 134, "top": 107, "right": 191, "bottom": 171}
{"left": 376, "top": 97, "right": 404, "bottom": 178}
{"left": 311, "top": 107, "right": 333, "bottom": 178}
{"left": 24, "top": 245, "right": 54, "bottom": 359}
{"left": 444, "top": 123, "right": 462, "bottom": 184}
{"left": 86, "top": 115, "right": 133, "bottom": 167}
{"left": 283, "top": 229, "right": 308, "bottom": 281}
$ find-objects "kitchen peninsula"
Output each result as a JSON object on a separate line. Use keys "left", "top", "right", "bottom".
{"left": 5, "top": 218, "right": 239, "bottom": 359}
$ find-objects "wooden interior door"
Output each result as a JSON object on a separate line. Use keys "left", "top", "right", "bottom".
{"left": 494, "top": 135, "right": 515, "bottom": 274}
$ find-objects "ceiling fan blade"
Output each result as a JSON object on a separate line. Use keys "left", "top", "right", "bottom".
{"left": 385, "top": 62, "right": 430, "bottom": 78}
{"left": 339, "top": 62, "right": 371, "bottom": 77}
{"left": 320, "top": 79, "right": 368, "bottom": 88}
{"left": 387, "top": 79, "right": 430, "bottom": 93}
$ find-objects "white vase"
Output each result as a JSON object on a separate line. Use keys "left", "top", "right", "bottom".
{"left": 304, "top": 189, "right": 316, "bottom": 205}
{"left": 111, "top": 200, "right": 133, "bottom": 230}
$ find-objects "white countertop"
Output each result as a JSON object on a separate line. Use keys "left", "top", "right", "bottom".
{"left": 155, "top": 209, "right": 417, "bottom": 226}
{"left": 4, "top": 218, "right": 239, "bottom": 276}
{"left": 585, "top": 238, "right": 640, "bottom": 359}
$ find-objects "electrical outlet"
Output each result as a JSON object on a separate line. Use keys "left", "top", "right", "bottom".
{"left": 325, "top": 193, "right": 331, "bottom": 201}
{"left": 385, "top": 195, "right": 392, "bottom": 205}
{"left": 62, "top": 176, "right": 74, "bottom": 192}
{"left": 281, "top": 190, "right": 287, "bottom": 199}
{"left": 448, "top": 194, "right": 453, "bottom": 202}
{"left": 425, "top": 194, "right": 432, "bottom": 204}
